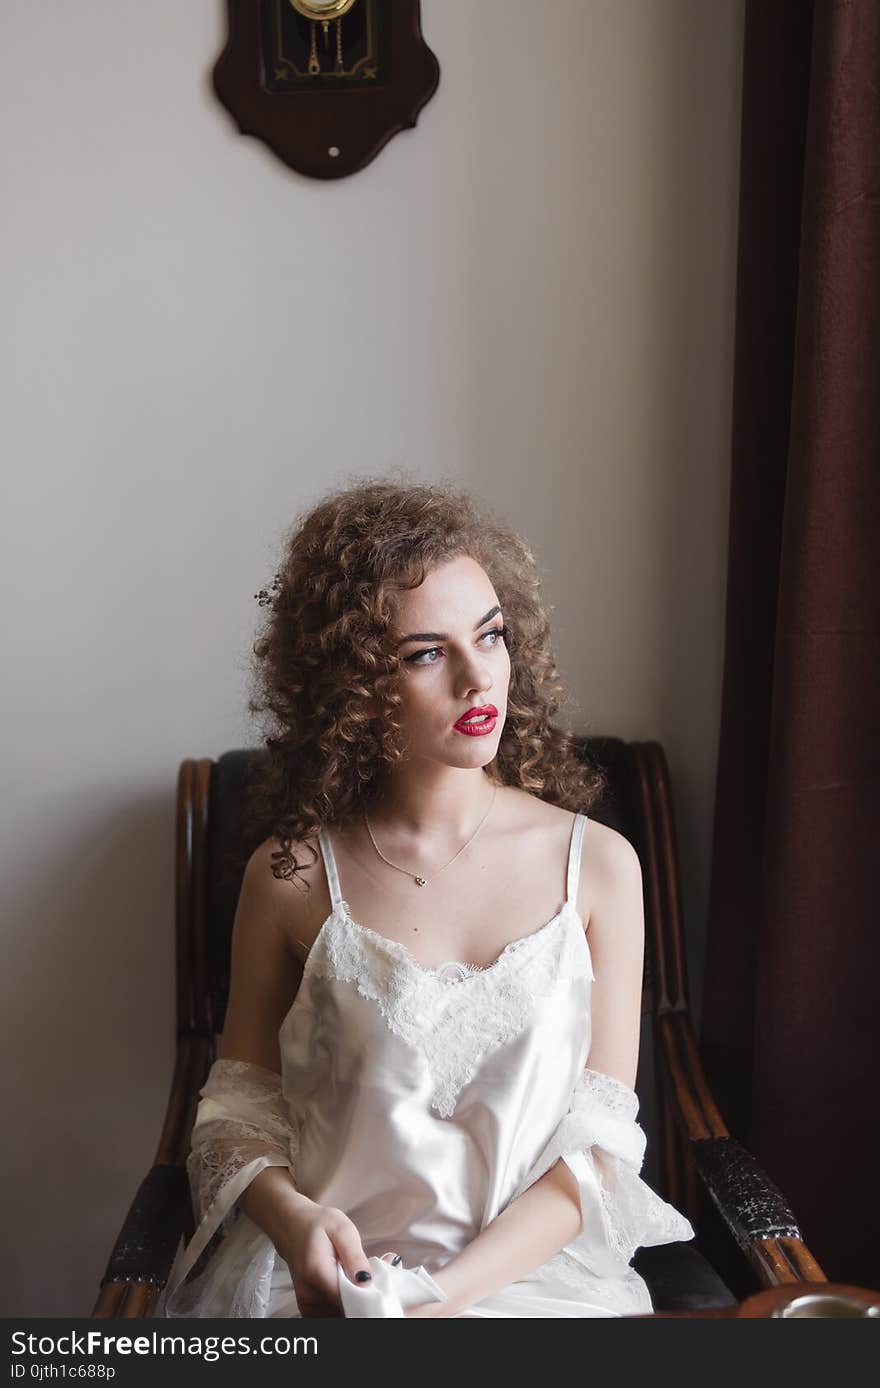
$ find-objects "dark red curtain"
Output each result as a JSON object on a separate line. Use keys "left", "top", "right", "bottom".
{"left": 700, "top": 0, "right": 880, "bottom": 1287}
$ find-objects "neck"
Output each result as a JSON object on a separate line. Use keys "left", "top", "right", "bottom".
{"left": 368, "top": 763, "right": 496, "bottom": 841}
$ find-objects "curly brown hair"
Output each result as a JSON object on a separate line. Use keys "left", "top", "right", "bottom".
{"left": 232, "top": 471, "right": 607, "bottom": 893}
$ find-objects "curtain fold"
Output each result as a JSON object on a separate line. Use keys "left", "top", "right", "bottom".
{"left": 701, "top": 0, "right": 880, "bottom": 1286}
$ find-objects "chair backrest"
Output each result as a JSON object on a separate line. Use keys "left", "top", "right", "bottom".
{"left": 176, "top": 736, "right": 693, "bottom": 1197}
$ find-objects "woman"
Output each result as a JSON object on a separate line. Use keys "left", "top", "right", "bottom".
{"left": 159, "top": 476, "right": 694, "bottom": 1319}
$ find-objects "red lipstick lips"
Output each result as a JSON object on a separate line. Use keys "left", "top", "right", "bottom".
{"left": 453, "top": 704, "right": 499, "bottom": 737}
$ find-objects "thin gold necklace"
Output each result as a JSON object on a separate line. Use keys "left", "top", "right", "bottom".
{"left": 363, "top": 783, "right": 498, "bottom": 886}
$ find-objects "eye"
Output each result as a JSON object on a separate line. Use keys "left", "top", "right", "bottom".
{"left": 403, "top": 625, "right": 508, "bottom": 667}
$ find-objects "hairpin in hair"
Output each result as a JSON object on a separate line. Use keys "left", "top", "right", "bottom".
{"left": 254, "top": 571, "right": 283, "bottom": 608}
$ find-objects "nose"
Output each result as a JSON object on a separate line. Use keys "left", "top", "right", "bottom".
{"left": 455, "top": 648, "right": 493, "bottom": 701}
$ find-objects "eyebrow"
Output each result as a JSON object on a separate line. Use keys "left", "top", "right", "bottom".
{"left": 397, "top": 605, "right": 502, "bottom": 645}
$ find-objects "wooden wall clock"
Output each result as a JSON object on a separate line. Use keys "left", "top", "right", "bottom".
{"left": 213, "top": 0, "right": 440, "bottom": 179}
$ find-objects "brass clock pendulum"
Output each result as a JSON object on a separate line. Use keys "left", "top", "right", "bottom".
{"left": 291, "top": 0, "right": 359, "bottom": 77}
{"left": 307, "top": 15, "right": 346, "bottom": 75}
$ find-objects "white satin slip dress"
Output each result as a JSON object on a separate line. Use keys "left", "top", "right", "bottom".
{"left": 161, "top": 809, "right": 694, "bottom": 1318}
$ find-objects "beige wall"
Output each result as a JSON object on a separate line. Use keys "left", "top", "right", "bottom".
{"left": 0, "top": 0, "right": 744, "bottom": 1315}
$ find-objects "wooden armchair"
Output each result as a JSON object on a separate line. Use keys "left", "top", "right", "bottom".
{"left": 92, "top": 738, "right": 826, "bottom": 1318}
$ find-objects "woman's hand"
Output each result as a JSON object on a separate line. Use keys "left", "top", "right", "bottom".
{"left": 277, "top": 1199, "right": 374, "bottom": 1317}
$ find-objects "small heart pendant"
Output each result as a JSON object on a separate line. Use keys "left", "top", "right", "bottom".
{"left": 414, "top": 876, "right": 427, "bottom": 886}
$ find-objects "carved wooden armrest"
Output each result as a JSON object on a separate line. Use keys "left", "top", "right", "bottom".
{"left": 658, "top": 1011, "right": 826, "bottom": 1287}
{"left": 93, "top": 1165, "right": 191, "bottom": 1318}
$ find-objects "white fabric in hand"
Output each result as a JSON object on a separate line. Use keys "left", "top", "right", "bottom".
{"left": 337, "top": 1258, "right": 449, "bottom": 1317}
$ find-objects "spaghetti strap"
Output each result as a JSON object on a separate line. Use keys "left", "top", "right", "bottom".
{"left": 317, "top": 826, "right": 343, "bottom": 909}
{"left": 565, "top": 812, "right": 588, "bottom": 908}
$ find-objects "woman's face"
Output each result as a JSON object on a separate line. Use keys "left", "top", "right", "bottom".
{"left": 388, "top": 554, "right": 511, "bottom": 771}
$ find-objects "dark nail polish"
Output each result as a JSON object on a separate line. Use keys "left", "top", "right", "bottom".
{"left": 392, "top": 1255, "right": 402, "bottom": 1266}
{"left": 355, "top": 1270, "right": 372, "bottom": 1283}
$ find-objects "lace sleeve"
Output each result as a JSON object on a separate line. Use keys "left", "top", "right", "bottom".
{"left": 507, "top": 1066, "right": 695, "bottom": 1280}
{"left": 157, "top": 1057, "right": 299, "bottom": 1318}
{"left": 187, "top": 1057, "right": 297, "bottom": 1223}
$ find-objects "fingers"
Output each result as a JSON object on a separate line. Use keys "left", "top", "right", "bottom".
{"left": 296, "top": 1231, "right": 345, "bottom": 1314}
{"left": 379, "top": 1250, "right": 403, "bottom": 1266}
{"left": 329, "top": 1222, "right": 374, "bottom": 1286}
{"left": 295, "top": 1265, "right": 343, "bottom": 1317}
{"left": 295, "top": 1276, "right": 343, "bottom": 1316}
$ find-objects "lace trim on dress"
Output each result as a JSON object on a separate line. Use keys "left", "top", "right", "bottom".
{"left": 310, "top": 899, "right": 593, "bottom": 1118}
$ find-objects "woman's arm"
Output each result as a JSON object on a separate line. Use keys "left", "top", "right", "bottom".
{"left": 415, "top": 1160, "right": 582, "bottom": 1315}
{"left": 417, "top": 826, "right": 646, "bottom": 1317}
{"left": 220, "top": 839, "right": 309, "bottom": 1073}
{"left": 194, "top": 840, "right": 312, "bottom": 1236}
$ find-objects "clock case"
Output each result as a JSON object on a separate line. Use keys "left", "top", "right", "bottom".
{"left": 213, "top": 0, "right": 440, "bottom": 179}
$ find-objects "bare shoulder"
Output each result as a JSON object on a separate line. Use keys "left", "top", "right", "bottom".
{"left": 248, "top": 831, "right": 323, "bottom": 893}
{"left": 219, "top": 831, "right": 334, "bottom": 1067}
{"left": 245, "top": 832, "right": 329, "bottom": 961}
{"left": 501, "top": 785, "right": 574, "bottom": 833}
{"left": 581, "top": 819, "right": 643, "bottom": 894}
{"left": 578, "top": 821, "right": 645, "bottom": 1085}
{"left": 580, "top": 818, "right": 644, "bottom": 946}
{"left": 502, "top": 788, "right": 641, "bottom": 930}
